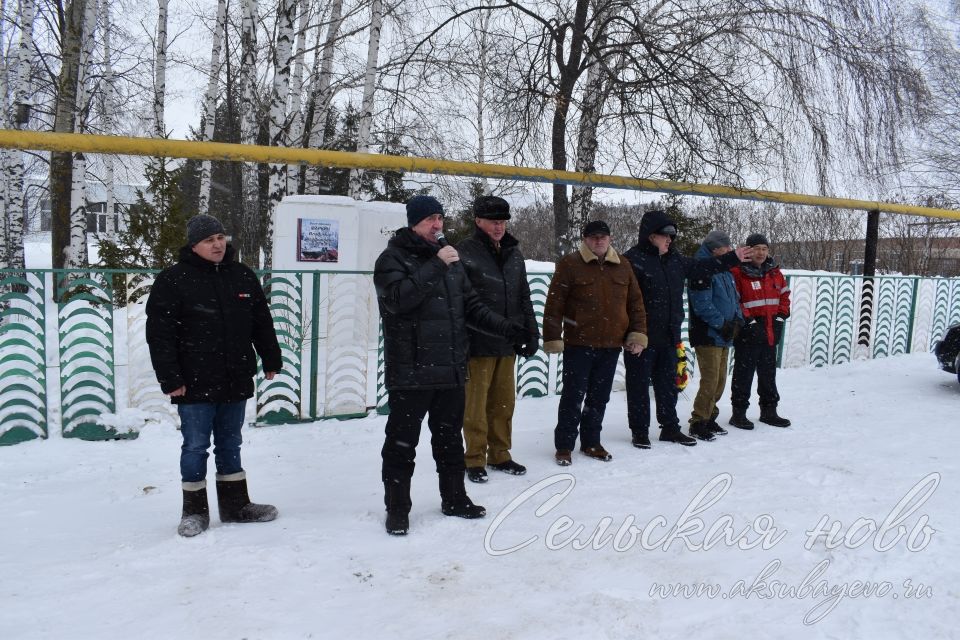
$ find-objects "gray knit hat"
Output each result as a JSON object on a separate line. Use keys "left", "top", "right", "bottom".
{"left": 186, "top": 214, "right": 226, "bottom": 246}
{"left": 703, "top": 230, "right": 732, "bottom": 251}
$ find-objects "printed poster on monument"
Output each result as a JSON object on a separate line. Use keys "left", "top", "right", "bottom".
{"left": 297, "top": 218, "right": 340, "bottom": 262}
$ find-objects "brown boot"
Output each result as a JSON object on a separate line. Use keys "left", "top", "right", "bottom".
{"left": 580, "top": 445, "right": 613, "bottom": 461}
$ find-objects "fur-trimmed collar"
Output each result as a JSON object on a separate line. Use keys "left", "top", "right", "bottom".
{"left": 578, "top": 242, "right": 620, "bottom": 265}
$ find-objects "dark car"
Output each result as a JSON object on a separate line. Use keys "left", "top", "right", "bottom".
{"left": 934, "top": 322, "right": 960, "bottom": 384}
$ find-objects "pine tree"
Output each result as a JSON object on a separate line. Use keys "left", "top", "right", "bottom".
{"left": 97, "top": 158, "right": 197, "bottom": 302}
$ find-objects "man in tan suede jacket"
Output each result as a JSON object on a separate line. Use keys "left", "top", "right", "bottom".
{"left": 542, "top": 220, "right": 648, "bottom": 465}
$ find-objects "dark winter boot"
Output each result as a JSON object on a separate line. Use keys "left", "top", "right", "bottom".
{"left": 439, "top": 473, "right": 486, "bottom": 519}
{"left": 215, "top": 472, "right": 278, "bottom": 523}
{"left": 178, "top": 480, "right": 210, "bottom": 537}
{"left": 729, "top": 409, "right": 755, "bottom": 430}
{"left": 689, "top": 421, "right": 716, "bottom": 442}
{"left": 707, "top": 419, "right": 728, "bottom": 436}
{"left": 759, "top": 407, "right": 791, "bottom": 428}
{"left": 631, "top": 432, "right": 651, "bottom": 449}
{"left": 384, "top": 478, "right": 412, "bottom": 536}
{"left": 659, "top": 428, "right": 697, "bottom": 446}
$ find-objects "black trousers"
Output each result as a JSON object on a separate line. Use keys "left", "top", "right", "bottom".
{"left": 625, "top": 345, "right": 681, "bottom": 435}
{"left": 554, "top": 346, "right": 621, "bottom": 451}
{"left": 381, "top": 388, "right": 466, "bottom": 484}
{"left": 730, "top": 342, "right": 780, "bottom": 411}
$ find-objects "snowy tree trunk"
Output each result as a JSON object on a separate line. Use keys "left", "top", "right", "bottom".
{"left": 474, "top": 8, "right": 492, "bottom": 195}
{"left": 198, "top": 0, "right": 226, "bottom": 214}
{"left": 265, "top": 0, "right": 298, "bottom": 269}
{"left": 286, "top": 0, "right": 308, "bottom": 195}
{"left": 569, "top": 6, "right": 618, "bottom": 231}
{"left": 153, "top": 0, "right": 168, "bottom": 138}
{"left": 49, "top": 0, "right": 86, "bottom": 271}
{"left": 66, "top": 0, "right": 98, "bottom": 268}
{"left": 6, "top": 0, "right": 36, "bottom": 271}
{"left": 101, "top": 0, "right": 116, "bottom": 236}
{"left": 239, "top": 0, "right": 260, "bottom": 266}
{"left": 304, "top": 0, "right": 344, "bottom": 192}
{"left": 348, "top": 0, "right": 383, "bottom": 199}
{"left": 568, "top": 62, "right": 610, "bottom": 231}
{"left": 0, "top": 148, "right": 8, "bottom": 271}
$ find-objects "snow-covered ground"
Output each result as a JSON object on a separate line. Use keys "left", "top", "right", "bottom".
{"left": 2, "top": 352, "right": 958, "bottom": 639}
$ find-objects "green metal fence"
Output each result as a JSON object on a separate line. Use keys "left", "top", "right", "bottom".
{"left": 1, "top": 269, "right": 958, "bottom": 445}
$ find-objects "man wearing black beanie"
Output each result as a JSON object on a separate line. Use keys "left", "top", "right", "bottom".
{"left": 729, "top": 233, "right": 792, "bottom": 429}
{"left": 146, "top": 214, "right": 282, "bottom": 537}
{"left": 374, "top": 195, "right": 527, "bottom": 535}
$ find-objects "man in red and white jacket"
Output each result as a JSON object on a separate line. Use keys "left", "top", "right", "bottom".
{"left": 729, "top": 233, "right": 792, "bottom": 429}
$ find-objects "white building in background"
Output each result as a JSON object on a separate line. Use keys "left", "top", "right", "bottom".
{"left": 24, "top": 177, "right": 144, "bottom": 238}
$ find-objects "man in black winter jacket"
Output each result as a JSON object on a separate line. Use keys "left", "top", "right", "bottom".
{"left": 374, "top": 195, "right": 525, "bottom": 536}
{"left": 146, "top": 214, "right": 282, "bottom": 538}
{"left": 457, "top": 195, "right": 539, "bottom": 484}
{"left": 623, "top": 210, "right": 751, "bottom": 448}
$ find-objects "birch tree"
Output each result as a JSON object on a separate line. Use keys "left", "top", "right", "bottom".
{"left": 153, "top": 0, "right": 168, "bottom": 137}
{"left": 67, "top": 0, "right": 99, "bottom": 267}
{"left": 265, "top": 0, "right": 299, "bottom": 268}
{"left": 472, "top": 6, "right": 492, "bottom": 194}
{"left": 5, "top": 0, "right": 36, "bottom": 271}
{"left": 198, "top": 0, "right": 227, "bottom": 214}
{"left": 303, "top": 0, "right": 346, "bottom": 192}
{"left": 348, "top": 0, "right": 383, "bottom": 198}
{"left": 0, "top": 0, "right": 9, "bottom": 270}
{"left": 100, "top": 0, "right": 115, "bottom": 236}
{"left": 238, "top": 0, "right": 260, "bottom": 266}
{"left": 286, "top": 0, "right": 310, "bottom": 195}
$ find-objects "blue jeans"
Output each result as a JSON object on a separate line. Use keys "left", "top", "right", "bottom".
{"left": 554, "top": 346, "right": 620, "bottom": 451}
{"left": 178, "top": 401, "right": 247, "bottom": 482}
{"left": 625, "top": 345, "right": 680, "bottom": 435}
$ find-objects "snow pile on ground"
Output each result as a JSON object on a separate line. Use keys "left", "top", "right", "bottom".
{"left": 2, "top": 353, "right": 958, "bottom": 639}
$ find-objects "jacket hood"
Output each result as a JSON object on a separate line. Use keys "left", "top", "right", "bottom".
{"left": 695, "top": 243, "right": 713, "bottom": 260}
{"left": 638, "top": 210, "right": 677, "bottom": 241}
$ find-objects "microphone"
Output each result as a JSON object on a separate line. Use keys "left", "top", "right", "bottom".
{"left": 434, "top": 231, "right": 448, "bottom": 247}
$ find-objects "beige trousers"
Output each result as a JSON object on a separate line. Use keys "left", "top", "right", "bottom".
{"left": 463, "top": 356, "right": 517, "bottom": 467}
{"left": 690, "top": 345, "right": 729, "bottom": 424}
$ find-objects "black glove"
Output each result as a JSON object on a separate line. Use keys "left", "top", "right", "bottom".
{"left": 500, "top": 320, "right": 528, "bottom": 344}
{"left": 514, "top": 342, "right": 539, "bottom": 358}
{"left": 720, "top": 319, "right": 743, "bottom": 342}
{"left": 776, "top": 312, "right": 789, "bottom": 321}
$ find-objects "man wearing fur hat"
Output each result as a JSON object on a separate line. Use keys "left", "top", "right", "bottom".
{"left": 623, "top": 211, "right": 752, "bottom": 449}
{"left": 687, "top": 230, "right": 745, "bottom": 440}
{"left": 456, "top": 195, "right": 539, "bottom": 483}
{"left": 374, "top": 195, "right": 527, "bottom": 535}
{"left": 729, "top": 233, "right": 792, "bottom": 429}
{"left": 146, "top": 214, "right": 282, "bottom": 538}
{"left": 543, "top": 220, "right": 648, "bottom": 465}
